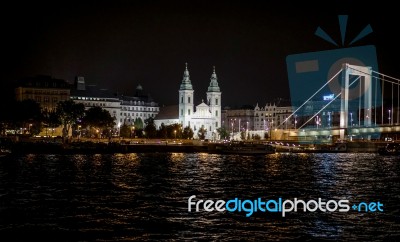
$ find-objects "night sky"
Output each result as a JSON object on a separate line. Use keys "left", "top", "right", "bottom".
{"left": 2, "top": 1, "right": 399, "bottom": 107}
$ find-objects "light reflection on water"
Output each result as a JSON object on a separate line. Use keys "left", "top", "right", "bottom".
{"left": 0, "top": 153, "right": 399, "bottom": 240}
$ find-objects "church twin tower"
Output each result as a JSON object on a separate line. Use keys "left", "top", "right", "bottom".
{"left": 178, "top": 63, "right": 222, "bottom": 139}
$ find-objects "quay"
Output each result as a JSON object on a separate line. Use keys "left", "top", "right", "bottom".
{"left": 3, "top": 137, "right": 397, "bottom": 155}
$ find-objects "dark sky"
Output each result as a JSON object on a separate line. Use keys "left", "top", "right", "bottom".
{"left": 2, "top": 1, "right": 399, "bottom": 107}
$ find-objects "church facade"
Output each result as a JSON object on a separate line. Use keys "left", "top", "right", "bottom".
{"left": 155, "top": 63, "right": 222, "bottom": 140}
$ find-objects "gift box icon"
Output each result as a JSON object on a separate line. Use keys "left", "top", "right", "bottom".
{"left": 286, "top": 15, "right": 381, "bottom": 133}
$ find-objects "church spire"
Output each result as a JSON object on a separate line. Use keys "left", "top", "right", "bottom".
{"left": 180, "top": 62, "right": 193, "bottom": 90}
{"left": 207, "top": 66, "right": 220, "bottom": 92}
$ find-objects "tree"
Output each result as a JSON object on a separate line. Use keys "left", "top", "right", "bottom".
{"left": 158, "top": 123, "right": 167, "bottom": 139}
{"left": 217, "top": 127, "right": 229, "bottom": 140}
{"left": 182, "top": 126, "right": 194, "bottom": 139}
{"left": 42, "top": 109, "right": 61, "bottom": 137}
{"left": 144, "top": 118, "right": 157, "bottom": 138}
{"left": 56, "top": 100, "right": 85, "bottom": 139}
{"left": 134, "top": 118, "right": 144, "bottom": 130}
{"left": 166, "top": 123, "right": 182, "bottom": 139}
{"left": 119, "top": 124, "right": 131, "bottom": 138}
{"left": 43, "top": 110, "right": 61, "bottom": 129}
{"left": 240, "top": 131, "right": 246, "bottom": 140}
{"left": 264, "top": 132, "right": 269, "bottom": 140}
{"left": 254, "top": 134, "right": 261, "bottom": 140}
{"left": 198, "top": 126, "right": 207, "bottom": 140}
{"left": 82, "top": 106, "right": 115, "bottom": 137}
{"left": 19, "top": 100, "right": 43, "bottom": 136}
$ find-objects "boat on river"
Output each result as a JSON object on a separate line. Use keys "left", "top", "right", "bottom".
{"left": 378, "top": 143, "right": 400, "bottom": 156}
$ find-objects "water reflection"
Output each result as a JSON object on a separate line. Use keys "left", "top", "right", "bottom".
{"left": 0, "top": 153, "right": 399, "bottom": 240}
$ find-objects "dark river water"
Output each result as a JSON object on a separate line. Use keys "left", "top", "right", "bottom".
{"left": 0, "top": 153, "right": 399, "bottom": 241}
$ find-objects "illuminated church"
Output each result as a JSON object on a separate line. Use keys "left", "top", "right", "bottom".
{"left": 155, "top": 63, "right": 222, "bottom": 139}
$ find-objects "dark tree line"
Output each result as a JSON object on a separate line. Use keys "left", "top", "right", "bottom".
{"left": 0, "top": 99, "right": 205, "bottom": 140}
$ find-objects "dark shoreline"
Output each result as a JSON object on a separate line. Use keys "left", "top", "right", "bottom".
{"left": 5, "top": 141, "right": 391, "bottom": 155}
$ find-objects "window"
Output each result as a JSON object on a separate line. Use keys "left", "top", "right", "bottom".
{"left": 215, "top": 122, "right": 218, "bottom": 128}
{"left": 215, "top": 110, "right": 218, "bottom": 117}
{"left": 188, "top": 109, "right": 191, "bottom": 115}
{"left": 44, "top": 97, "right": 49, "bottom": 103}
{"left": 181, "top": 96, "right": 183, "bottom": 103}
{"left": 209, "top": 126, "right": 212, "bottom": 131}
{"left": 188, "top": 96, "right": 191, "bottom": 103}
{"left": 215, "top": 98, "right": 218, "bottom": 105}
{"left": 181, "top": 109, "right": 183, "bottom": 116}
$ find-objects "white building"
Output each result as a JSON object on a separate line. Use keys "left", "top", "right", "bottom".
{"left": 70, "top": 77, "right": 159, "bottom": 128}
{"left": 254, "top": 103, "right": 294, "bottom": 131}
{"left": 155, "top": 63, "right": 222, "bottom": 139}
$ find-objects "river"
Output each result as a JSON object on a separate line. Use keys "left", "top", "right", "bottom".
{"left": 0, "top": 153, "right": 399, "bottom": 241}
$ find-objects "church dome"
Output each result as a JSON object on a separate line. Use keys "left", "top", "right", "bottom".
{"left": 208, "top": 66, "right": 220, "bottom": 92}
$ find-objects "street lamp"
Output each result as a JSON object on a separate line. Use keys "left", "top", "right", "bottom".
{"left": 389, "top": 109, "right": 391, "bottom": 125}
{"left": 285, "top": 117, "right": 288, "bottom": 130}
{"left": 350, "top": 112, "right": 353, "bottom": 126}
{"left": 328, "top": 112, "right": 331, "bottom": 127}
{"left": 117, "top": 122, "right": 121, "bottom": 137}
{"left": 231, "top": 121, "right": 234, "bottom": 140}
{"left": 315, "top": 115, "right": 321, "bottom": 129}
{"left": 174, "top": 130, "right": 177, "bottom": 139}
{"left": 294, "top": 115, "right": 297, "bottom": 130}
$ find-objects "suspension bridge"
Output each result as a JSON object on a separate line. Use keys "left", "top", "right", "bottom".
{"left": 278, "top": 63, "right": 400, "bottom": 142}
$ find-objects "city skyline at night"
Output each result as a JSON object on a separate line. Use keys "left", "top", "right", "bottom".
{"left": 2, "top": 1, "right": 399, "bottom": 107}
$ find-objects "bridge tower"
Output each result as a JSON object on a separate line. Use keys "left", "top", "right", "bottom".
{"left": 340, "top": 64, "right": 372, "bottom": 140}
